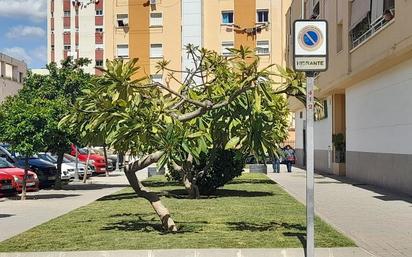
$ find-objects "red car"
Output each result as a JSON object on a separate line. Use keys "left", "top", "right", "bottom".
{"left": 0, "top": 170, "right": 15, "bottom": 196}
{"left": 0, "top": 158, "right": 39, "bottom": 193}
{"left": 70, "top": 145, "right": 107, "bottom": 174}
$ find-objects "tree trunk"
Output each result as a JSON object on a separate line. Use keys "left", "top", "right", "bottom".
{"left": 20, "top": 157, "right": 29, "bottom": 200}
{"left": 54, "top": 151, "right": 64, "bottom": 190}
{"left": 124, "top": 170, "right": 177, "bottom": 232}
{"left": 83, "top": 148, "right": 91, "bottom": 183}
{"left": 103, "top": 144, "right": 109, "bottom": 177}
{"left": 183, "top": 174, "right": 200, "bottom": 199}
{"left": 124, "top": 150, "right": 177, "bottom": 232}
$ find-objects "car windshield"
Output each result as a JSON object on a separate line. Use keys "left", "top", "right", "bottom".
{"left": 64, "top": 154, "right": 76, "bottom": 161}
{"left": 78, "top": 148, "right": 99, "bottom": 155}
{"left": 0, "top": 158, "right": 14, "bottom": 168}
{"left": 37, "top": 153, "right": 57, "bottom": 163}
{"left": 64, "top": 154, "right": 82, "bottom": 163}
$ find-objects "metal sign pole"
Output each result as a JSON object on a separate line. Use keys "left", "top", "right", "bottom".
{"left": 306, "top": 73, "right": 315, "bottom": 257}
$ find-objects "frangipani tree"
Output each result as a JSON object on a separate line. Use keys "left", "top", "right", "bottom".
{"left": 61, "top": 46, "right": 306, "bottom": 231}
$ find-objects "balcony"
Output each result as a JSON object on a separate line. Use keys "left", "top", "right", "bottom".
{"left": 351, "top": 7, "right": 395, "bottom": 50}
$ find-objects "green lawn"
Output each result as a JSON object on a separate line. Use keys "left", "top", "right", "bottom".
{"left": 0, "top": 173, "right": 354, "bottom": 251}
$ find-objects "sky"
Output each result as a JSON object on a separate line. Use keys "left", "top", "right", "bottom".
{"left": 0, "top": 0, "right": 47, "bottom": 69}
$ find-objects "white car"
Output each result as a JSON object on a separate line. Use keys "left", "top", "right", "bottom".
{"left": 37, "top": 153, "right": 92, "bottom": 179}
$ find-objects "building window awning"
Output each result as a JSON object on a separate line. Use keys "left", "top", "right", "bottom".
{"left": 350, "top": 0, "right": 371, "bottom": 29}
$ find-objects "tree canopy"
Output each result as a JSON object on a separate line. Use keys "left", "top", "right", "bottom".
{"left": 62, "top": 46, "right": 306, "bottom": 231}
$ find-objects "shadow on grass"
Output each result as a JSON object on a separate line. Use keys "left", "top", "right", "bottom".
{"left": 164, "top": 189, "right": 274, "bottom": 199}
{"left": 142, "top": 181, "right": 182, "bottom": 188}
{"left": 101, "top": 219, "right": 208, "bottom": 234}
{"left": 226, "top": 221, "right": 306, "bottom": 232}
{"left": 98, "top": 189, "right": 274, "bottom": 201}
{"left": 283, "top": 232, "right": 307, "bottom": 249}
{"left": 228, "top": 179, "right": 277, "bottom": 185}
{"left": 97, "top": 192, "right": 137, "bottom": 201}
{"left": 142, "top": 178, "right": 277, "bottom": 188}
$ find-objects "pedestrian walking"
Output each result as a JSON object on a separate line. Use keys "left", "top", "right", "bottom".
{"left": 283, "top": 145, "right": 295, "bottom": 173}
{"left": 272, "top": 155, "right": 280, "bottom": 173}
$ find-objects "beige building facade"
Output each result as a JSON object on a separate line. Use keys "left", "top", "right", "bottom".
{"left": 286, "top": 0, "right": 412, "bottom": 195}
{"left": 0, "top": 53, "right": 27, "bottom": 103}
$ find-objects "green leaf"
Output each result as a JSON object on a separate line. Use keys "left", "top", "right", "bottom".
{"left": 225, "top": 137, "right": 240, "bottom": 150}
{"left": 187, "top": 131, "right": 204, "bottom": 138}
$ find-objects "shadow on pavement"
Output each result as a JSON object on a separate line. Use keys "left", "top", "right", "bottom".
{"left": 0, "top": 214, "right": 15, "bottom": 218}
{"left": 6, "top": 194, "right": 81, "bottom": 200}
{"left": 43, "top": 183, "right": 129, "bottom": 191}
{"left": 316, "top": 172, "right": 412, "bottom": 204}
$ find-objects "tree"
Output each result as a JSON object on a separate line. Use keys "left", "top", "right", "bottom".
{"left": 0, "top": 58, "right": 93, "bottom": 192}
{"left": 62, "top": 46, "right": 307, "bottom": 231}
{"left": 0, "top": 98, "right": 51, "bottom": 199}
{"left": 17, "top": 58, "right": 93, "bottom": 188}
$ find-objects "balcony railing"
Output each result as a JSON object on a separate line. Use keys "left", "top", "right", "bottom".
{"left": 351, "top": 12, "right": 394, "bottom": 49}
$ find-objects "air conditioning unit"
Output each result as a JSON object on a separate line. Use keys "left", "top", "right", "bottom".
{"left": 150, "top": 0, "right": 157, "bottom": 5}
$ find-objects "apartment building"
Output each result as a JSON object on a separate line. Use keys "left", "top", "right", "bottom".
{"left": 48, "top": 0, "right": 291, "bottom": 80}
{"left": 286, "top": 0, "right": 412, "bottom": 195}
{"left": 0, "top": 53, "right": 27, "bottom": 103}
{"left": 128, "top": 0, "right": 291, "bottom": 83}
{"left": 48, "top": 0, "right": 107, "bottom": 74}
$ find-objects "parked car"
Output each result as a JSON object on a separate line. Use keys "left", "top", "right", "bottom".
{"left": 90, "top": 147, "right": 118, "bottom": 171}
{"left": 0, "top": 158, "right": 39, "bottom": 193}
{"left": 0, "top": 170, "right": 16, "bottom": 196}
{"left": 0, "top": 145, "right": 57, "bottom": 188}
{"left": 37, "top": 152, "right": 92, "bottom": 179}
{"left": 63, "top": 154, "right": 95, "bottom": 175}
{"left": 36, "top": 153, "right": 79, "bottom": 180}
{"left": 70, "top": 145, "right": 108, "bottom": 175}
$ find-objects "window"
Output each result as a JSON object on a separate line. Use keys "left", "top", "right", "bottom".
{"left": 150, "top": 44, "right": 163, "bottom": 58}
{"left": 117, "top": 14, "right": 128, "bottom": 27}
{"left": 51, "top": 45, "right": 55, "bottom": 51}
{"left": 221, "top": 41, "right": 234, "bottom": 56}
{"left": 151, "top": 74, "right": 163, "bottom": 84}
{"left": 315, "top": 99, "right": 328, "bottom": 121}
{"left": 256, "top": 40, "right": 269, "bottom": 55}
{"left": 117, "top": 44, "right": 129, "bottom": 58}
{"left": 96, "top": 10, "right": 103, "bottom": 16}
{"left": 257, "top": 10, "right": 269, "bottom": 23}
{"left": 64, "top": 45, "right": 71, "bottom": 51}
{"left": 221, "top": 11, "right": 233, "bottom": 24}
{"left": 311, "top": 2, "right": 320, "bottom": 19}
{"left": 51, "top": 11, "right": 54, "bottom": 18}
{"left": 96, "top": 60, "right": 103, "bottom": 67}
{"left": 64, "top": 11, "right": 70, "bottom": 17}
{"left": 95, "top": 27, "right": 103, "bottom": 33}
{"left": 336, "top": 23, "right": 343, "bottom": 53}
{"left": 150, "top": 12, "right": 163, "bottom": 27}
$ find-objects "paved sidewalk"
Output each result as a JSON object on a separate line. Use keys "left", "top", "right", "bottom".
{"left": 267, "top": 166, "right": 412, "bottom": 257}
{"left": 0, "top": 170, "right": 147, "bottom": 242}
{"left": 0, "top": 248, "right": 373, "bottom": 257}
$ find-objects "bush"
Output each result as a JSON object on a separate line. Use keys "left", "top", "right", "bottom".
{"left": 167, "top": 149, "right": 245, "bottom": 195}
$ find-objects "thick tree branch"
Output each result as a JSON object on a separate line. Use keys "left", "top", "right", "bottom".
{"left": 126, "top": 150, "right": 165, "bottom": 173}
